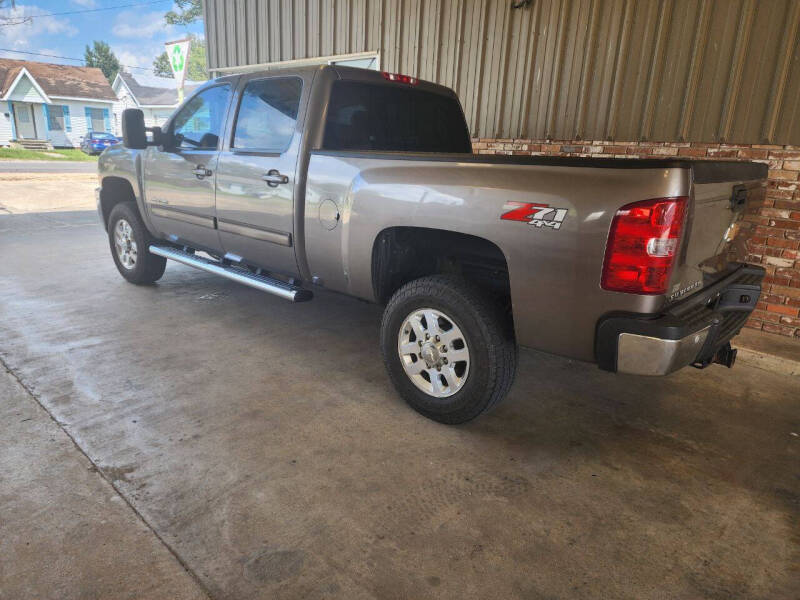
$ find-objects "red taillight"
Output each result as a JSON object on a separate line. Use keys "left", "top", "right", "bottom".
{"left": 381, "top": 71, "right": 418, "bottom": 85}
{"left": 601, "top": 196, "right": 688, "bottom": 295}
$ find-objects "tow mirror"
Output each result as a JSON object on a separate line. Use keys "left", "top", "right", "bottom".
{"left": 122, "top": 109, "right": 171, "bottom": 149}
{"left": 121, "top": 109, "right": 147, "bottom": 149}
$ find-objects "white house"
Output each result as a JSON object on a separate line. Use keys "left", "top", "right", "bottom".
{"left": 0, "top": 58, "right": 119, "bottom": 148}
{"left": 112, "top": 71, "right": 203, "bottom": 129}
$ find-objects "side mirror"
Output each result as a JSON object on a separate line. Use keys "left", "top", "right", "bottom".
{"left": 121, "top": 109, "right": 147, "bottom": 149}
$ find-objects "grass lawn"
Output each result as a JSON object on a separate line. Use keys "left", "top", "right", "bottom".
{"left": 0, "top": 148, "right": 97, "bottom": 161}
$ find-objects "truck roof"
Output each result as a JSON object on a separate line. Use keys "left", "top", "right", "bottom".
{"left": 210, "top": 64, "right": 458, "bottom": 97}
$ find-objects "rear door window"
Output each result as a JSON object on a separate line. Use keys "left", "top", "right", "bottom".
{"left": 232, "top": 77, "right": 302, "bottom": 153}
{"left": 322, "top": 81, "right": 472, "bottom": 153}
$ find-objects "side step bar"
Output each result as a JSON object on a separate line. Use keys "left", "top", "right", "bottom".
{"left": 149, "top": 244, "right": 313, "bottom": 302}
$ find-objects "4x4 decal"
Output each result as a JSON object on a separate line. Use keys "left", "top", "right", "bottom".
{"left": 500, "top": 202, "right": 568, "bottom": 230}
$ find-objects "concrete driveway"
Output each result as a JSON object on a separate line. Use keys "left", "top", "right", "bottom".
{"left": 1, "top": 183, "right": 798, "bottom": 599}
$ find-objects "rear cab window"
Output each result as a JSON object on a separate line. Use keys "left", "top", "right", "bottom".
{"left": 322, "top": 81, "right": 472, "bottom": 153}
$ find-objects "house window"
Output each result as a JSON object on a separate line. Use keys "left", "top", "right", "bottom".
{"left": 48, "top": 106, "right": 65, "bottom": 131}
{"left": 88, "top": 107, "right": 105, "bottom": 133}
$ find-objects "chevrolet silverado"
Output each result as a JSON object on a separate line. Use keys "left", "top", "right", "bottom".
{"left": 97, "top": 65, "right": 766, "bottom": 423}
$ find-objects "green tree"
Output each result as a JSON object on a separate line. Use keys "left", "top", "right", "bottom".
{"left": 84, "top": 41, "right": 120, "bottom": 84}
{"left": 153, "top": 52, "right": 172, "bottom": 78}
{"left": 153, "top": 37, "right": 208, "bottom": 81}
{"left": 164, "top": 0, "right": 202, "bottom": 26}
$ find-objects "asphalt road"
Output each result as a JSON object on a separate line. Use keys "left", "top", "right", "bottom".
{"left": 0, "top": 159, "right": 98, "bottom": 173}
{"left": 1, "top": 208, "right": 798, "bottom": 600}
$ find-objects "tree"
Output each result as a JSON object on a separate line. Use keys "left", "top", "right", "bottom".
{"left": 153, "top": 37, "right": 208, "bottom": 81}
{"left": 164, "top": 0, "right": 202, "bottom": 26}
{"left": 84, "top": 41, "right": 120, "bottom": 84}
{"left": 0, "top": 0, "right": 30, "bottom": 26}
{"left": 153, "top": 52, "right": 172, "bottom": 78}
{"left": 186, "top": 39, "right": 208, "bottom": 81}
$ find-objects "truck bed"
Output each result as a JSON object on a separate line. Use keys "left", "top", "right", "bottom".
{"left": 305, "top": 150, "right": 766, "bottom": 360}
{"left": 311, "top": 150, "right": 768, "bottom": 182}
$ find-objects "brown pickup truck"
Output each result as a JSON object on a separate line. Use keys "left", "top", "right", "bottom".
{"left": 97, "top": 65, "right": 766, "bottom": 423}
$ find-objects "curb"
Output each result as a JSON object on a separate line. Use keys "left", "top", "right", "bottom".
{"left": 735, "top": 346, "right": 800, "bottom": 378}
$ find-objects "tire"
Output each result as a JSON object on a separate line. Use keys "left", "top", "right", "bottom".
{"left": 107, "top": 201, "right": 166, "bottom": 284}
{"left": 380, "top": 275, "right": 517, "bottom": 424}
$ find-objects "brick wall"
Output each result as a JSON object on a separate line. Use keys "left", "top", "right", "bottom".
{"left": 472, "top": 139, "right": 800, "bottom": 340}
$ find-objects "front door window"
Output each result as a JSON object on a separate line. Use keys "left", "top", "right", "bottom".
{"left": 171, "top": 85, "right": 231, "bottom": 150}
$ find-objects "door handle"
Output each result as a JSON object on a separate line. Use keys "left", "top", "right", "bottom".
{"left": 261, "top": 170, "right": 289, "bottom": 187}
{"left": 192, "top": 165, "right": 212, "bottom": 179}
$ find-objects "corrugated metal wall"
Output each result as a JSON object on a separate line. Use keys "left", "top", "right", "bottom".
{"left": 203, "top": 0, "right": 800, "bottom": 144}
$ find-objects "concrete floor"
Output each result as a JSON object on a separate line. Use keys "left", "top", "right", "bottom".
{"left": 0, "top": 367, "right": 206, "bottom": 599}
{"left": 1, "top": 204, "right": 798, "bottom": 599}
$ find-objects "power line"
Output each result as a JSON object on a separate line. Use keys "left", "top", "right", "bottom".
{"left": 0, "top": 0, "right": 172, "bottom": 26}
{"left": 0, "top": 47, "right": 156, "bottom": 72}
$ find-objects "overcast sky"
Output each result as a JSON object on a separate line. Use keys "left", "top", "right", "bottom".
{"left": 0, "top": 0, "right": 203, "bottom": 75}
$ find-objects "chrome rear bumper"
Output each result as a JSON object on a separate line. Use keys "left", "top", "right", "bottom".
{"left": 616, "top": 327, "right": 710, "bottom": 376}
{"left": 596, "top": 264, "right": 765, "bottom": 376}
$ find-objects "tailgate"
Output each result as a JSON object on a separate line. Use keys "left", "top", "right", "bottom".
{"left": 667, "top": 161, "right": 768, "bottom": 302}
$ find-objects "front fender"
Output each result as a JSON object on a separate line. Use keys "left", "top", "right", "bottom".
{"left": 98, "top": 147, "right": 156, "bottom": 235}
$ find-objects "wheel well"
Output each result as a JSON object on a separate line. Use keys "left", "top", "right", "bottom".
{"left": 99, "top": 176, "right": 137, "bottom": 228}
{"left": 371, "top": 227, "right": 511, "bottom": 306}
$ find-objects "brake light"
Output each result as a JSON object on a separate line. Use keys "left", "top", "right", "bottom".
{"left": 381, "top": 71, "right": 418, "bottom": 85}
{"left": 601, "top": 196, "right": 688, "bottom": 295}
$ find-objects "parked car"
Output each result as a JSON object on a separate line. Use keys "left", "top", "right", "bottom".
{"left": 96, "top": 65, "right": 766, "bottom": 424}
{"left": 81, "top": 132, "right": 119, "bottom": 155}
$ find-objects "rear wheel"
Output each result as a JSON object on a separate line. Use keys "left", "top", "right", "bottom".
{"left": 107, "top": 202, "right": 166, "bottom": 284}
{"left": 380, "top": 275, "right": 517, "bottom": 424}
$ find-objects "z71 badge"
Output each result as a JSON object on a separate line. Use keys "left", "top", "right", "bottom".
{"left": 500, "top": 202, "right": 568, "bottom": 230}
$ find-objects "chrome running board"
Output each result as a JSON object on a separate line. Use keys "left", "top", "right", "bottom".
{"left": 149, "top": 244, "right": 313, "bottom": 302}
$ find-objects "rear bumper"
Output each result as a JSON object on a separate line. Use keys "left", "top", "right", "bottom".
{"left": 595, "top": 264, "right": 765, "bottom": 375}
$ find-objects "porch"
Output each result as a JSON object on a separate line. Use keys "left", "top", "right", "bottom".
{"left": 10, "top": 138, "right": 53, "bottom": 151}
{"left": 6, "top": 99, "right": 110, "bottom": 149}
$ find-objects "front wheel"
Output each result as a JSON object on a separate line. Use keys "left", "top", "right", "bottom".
{"left": 107, "top": 202, "right": 166, "bottom": 284}
{"left": 380, "top": 275, "right": 517, "bottom": 424}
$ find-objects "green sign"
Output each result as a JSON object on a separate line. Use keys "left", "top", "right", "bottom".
{"left": 164, "top": 39, "right": 191, "bottom": 92}
{"left": 170, "top": 44, "right": 185, "bottom": 73}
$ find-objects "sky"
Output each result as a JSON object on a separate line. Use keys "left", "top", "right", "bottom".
{"left": 0, "top": 0, "right": 204, "bottom": 76}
